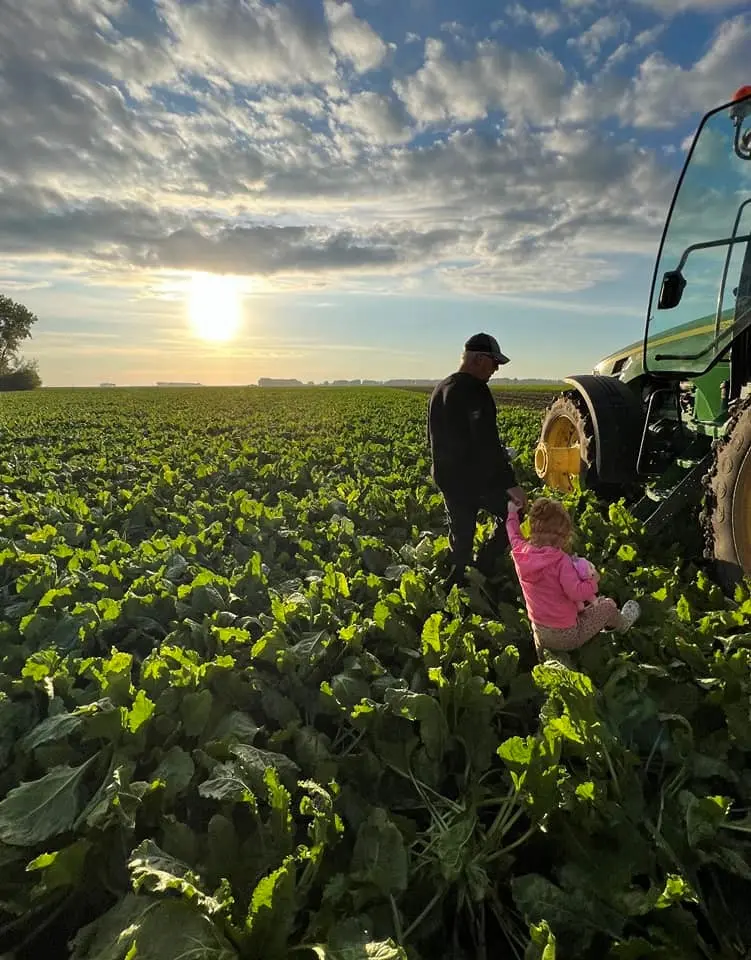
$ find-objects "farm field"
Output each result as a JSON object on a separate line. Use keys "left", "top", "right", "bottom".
{"left": 402, "top": 382, "right": 567, "bottom": 410}
{"left": 0, "top": 386, "right": 750, "bottom": 960}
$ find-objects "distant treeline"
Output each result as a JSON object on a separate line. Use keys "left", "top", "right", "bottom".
{"left": 256, "top": 377, "right": 565, "bottom": 388}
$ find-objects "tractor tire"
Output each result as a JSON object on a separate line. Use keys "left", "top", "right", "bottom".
{"left": 703, "top": 398, "right": 751, "bottom": 591}
{"left": 535, "top": 395, "right": 596, "bottom": 493}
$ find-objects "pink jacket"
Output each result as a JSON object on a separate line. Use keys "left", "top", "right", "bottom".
{"left": 506, "top": 512, "right": 598, "bottom": 629}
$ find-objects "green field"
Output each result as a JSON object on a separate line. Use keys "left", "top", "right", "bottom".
{"left": 1, "top": 387, "right": 750, "bottom": 959}
{"left": 401, "top": 382, "right": 567, "bottom": 410}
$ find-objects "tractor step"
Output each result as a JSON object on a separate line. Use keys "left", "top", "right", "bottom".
{"left": 632, "top": 451, "right": 714, "bottom": 534}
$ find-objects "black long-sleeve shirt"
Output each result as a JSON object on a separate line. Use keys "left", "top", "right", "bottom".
{"left": 427, "top": 372, "right": 516, "bottom": 497}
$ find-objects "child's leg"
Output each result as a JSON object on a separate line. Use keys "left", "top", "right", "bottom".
{"left": 576, "top": 597, "right": 624, "bottom": 643}
{"left": 534, "top": 598, "right": 639, "bottom": 656}
{"left": 532, "top": 622, "right": 583, "bottom": 653}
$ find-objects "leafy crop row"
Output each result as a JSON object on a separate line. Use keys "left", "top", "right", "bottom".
{"left": 0, "top": 387, "right": 750, "bottom": 959}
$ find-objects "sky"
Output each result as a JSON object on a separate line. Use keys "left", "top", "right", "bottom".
{"left": 1, "top": 0, "right": 750, "bottom": 386}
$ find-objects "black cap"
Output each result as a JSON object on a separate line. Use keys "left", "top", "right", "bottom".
{"left": 464, "top": 332, "right": 510, "bottom": 365}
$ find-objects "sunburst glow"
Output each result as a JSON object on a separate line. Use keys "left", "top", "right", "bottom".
{"left": 188, "top": 272, "right": 242, "bottom": 342}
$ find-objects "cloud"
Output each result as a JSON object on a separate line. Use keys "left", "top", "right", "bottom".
{"left": 440, "top": 20, "right": 468, "bottom": 37}
{"left": 152, "top": 0, "right": 387, "bottom": 88}
{"left": 0, "top": 112, "right": 674, "bottom": 298}
{"left": 631, "top": 0, "right": 748, "bottom": 13}
{"left": 153, "top": 223, "right": 406, "bottom": 275}
{"left": 393, "top": 37, "right": 567, "bottom": 124}
{"left": 323, "top": 0, "right": 387, "bottom": 73}
{"left": 0, "top": 0, "right": 175, "bottom": 97}
{"left": 568, "top": 14, "right": 630, "bottom": 66}
{"left": 158, "top": 0, "right": 337, "bottom": 86}
{"left": 622, "top": 14, "right": 751, "bottom": 127}
{"left": 1, "top": 0, "right": 741, "bottom": 307}
{"left": 603, "top": 24, "right": 665, "bottom": 68}
{"left": 561, "top": 14, "right": 751, "bottom": 127}
{"left": 506, "top": 3, "right": 563, "bottom": 36}
{"left": 332, "top": 91, "right": 413, "bottom": 144}
{"left": 0, "top": 278, "right": 52, "bottom": 293}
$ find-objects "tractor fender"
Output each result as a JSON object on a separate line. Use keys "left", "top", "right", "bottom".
{"left": 562, "top": 375, "right": 644, "bottom": 484}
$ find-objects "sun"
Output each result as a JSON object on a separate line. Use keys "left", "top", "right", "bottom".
{"left": 188, "top": 272, "right": 242, "bottom": 342}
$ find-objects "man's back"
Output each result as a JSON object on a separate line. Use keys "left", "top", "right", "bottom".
{"left": 428, "top": 371, "right": 491, "bottom": 493}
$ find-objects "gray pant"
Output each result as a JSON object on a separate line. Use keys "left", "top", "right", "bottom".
{"left": 532, "top": 598, "right": 625, "bottom": 652}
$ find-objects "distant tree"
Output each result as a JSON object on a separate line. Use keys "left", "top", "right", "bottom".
{"left": 0, "top": 360, "right": 42, "bottom": 391}
{"left": 0, "top": 294, "right": 41, "bottom": 389}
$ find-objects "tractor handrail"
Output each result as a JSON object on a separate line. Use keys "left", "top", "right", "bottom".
{"left": 672, "top": 232, "right": 751, "bottom": 274}
{"left": 656, "top": 230, "right": 751, "bottom": 361}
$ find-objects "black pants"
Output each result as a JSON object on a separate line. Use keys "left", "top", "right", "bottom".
{"left": 442, "top": 488, "right": 510, "bottom": 589}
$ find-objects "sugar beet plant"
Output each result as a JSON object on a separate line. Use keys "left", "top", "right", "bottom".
{"left": 0, "top": 387, "right": 750, "bottom": 960}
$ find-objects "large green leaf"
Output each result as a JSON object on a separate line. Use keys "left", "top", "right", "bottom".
{"left": 383, "top": 689, "right": 446, "bottom": 761}
{"left": 152, "top": 746, "right": 195, "bottom": 799}
{"left": 26, "top": 838, "right": 92, "bottom": 898}
{"left": 68, "top": 893, "right": 237, "bottom": 960}
{"left": 20, "top": 699, "right": 118, "bottom": 753}
{"left": 309, "top": 918, "right": 407, "bottom": 959}
{"left": 682, "top": 792, "right": 730, "bottom": 849}
{"left": 209, "top": 710, "right": 260, "bottom": 745}
{"left": 230, "top": 743, "right": 299, "bottom": 792}
{"left": 75, "top": 760, "right": 139, "bottom": 830}
{"left": 20, "top": 711, "right": 85, "bottom": 752}
{"left": 127, "top": 689, "right": 155, "bottom": 734}
{"left": 350, "top": 808, "right": 408, "bottom": 896}
{"left": 128, "top": 839, "right": 227, "bottom": 916}
{"left": 198, "top": 761, "right": 257, "bottom": 807}
{"left": 0, "top": 758, "right": 94, "bottom": 846}
{"left": 245, "top": 855, "right": 296, "bottom": 955}
{"left": 497, "top": 734, "right": 561, "bottom": 821}
{"left": 181, "top": 688, "right": 214, "bottom": 737}
{"left": 512, "top": 873, "right": 625, "bottom": 955}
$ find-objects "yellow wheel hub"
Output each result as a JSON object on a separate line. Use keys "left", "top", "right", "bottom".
{"left": 535, "top": 417, "right": 584, "bottom": 492}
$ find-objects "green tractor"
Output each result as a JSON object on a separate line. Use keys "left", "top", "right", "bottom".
{"left": 534, "top": 85, "right": 751, "bottom": 590}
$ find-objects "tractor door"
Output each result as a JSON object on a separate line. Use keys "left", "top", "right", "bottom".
{"left": 644, "top": 93, "right": 751, "bottom": 389}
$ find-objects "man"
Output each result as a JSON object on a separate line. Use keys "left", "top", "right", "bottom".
{"left": 428, "top": 332, "right": 528, "bottom": 589}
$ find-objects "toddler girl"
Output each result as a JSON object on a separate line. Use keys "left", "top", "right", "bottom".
{"left": 506, "top": 497, "right": 640, "bottom": 655}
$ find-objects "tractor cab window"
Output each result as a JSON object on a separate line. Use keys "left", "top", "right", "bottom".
{"left": 645, "top": 95, "right": 751, "bottom": 376}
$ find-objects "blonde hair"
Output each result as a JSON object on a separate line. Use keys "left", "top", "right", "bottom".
{"left": 528, "top": 497, "right": 573, "bottom": 550}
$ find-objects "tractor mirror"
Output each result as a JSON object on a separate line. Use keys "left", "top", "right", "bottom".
{"left": 658, "top": 270, "right": 687, "bottom": 310}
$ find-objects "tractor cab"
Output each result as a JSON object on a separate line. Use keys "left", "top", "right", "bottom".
{"left": 534, "top": 86, "right": 751, "bottom": 588}
{"left": 646, "top": 85, "right": 751, "bottom": 396}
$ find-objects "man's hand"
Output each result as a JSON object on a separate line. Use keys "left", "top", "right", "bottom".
{"left": 506, "top": 486, "right": 527, "bottom": 511}
{"left": 507, "top": 499, "right": 519, "bottom": 514}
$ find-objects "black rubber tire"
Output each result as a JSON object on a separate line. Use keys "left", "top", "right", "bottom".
{"left": 703, "top": 399, "right": 751, "bottom": 591}
{"left": 537, "top": 394, "right": 597, "bottom": 491}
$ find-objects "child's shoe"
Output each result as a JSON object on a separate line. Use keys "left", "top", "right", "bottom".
{"left": 616, "top": 600, "right": 641, "bottom": 633}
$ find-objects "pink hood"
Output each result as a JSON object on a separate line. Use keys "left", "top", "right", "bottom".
{"left": 506, "top": 513, "right": 597, "bottom": 629}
